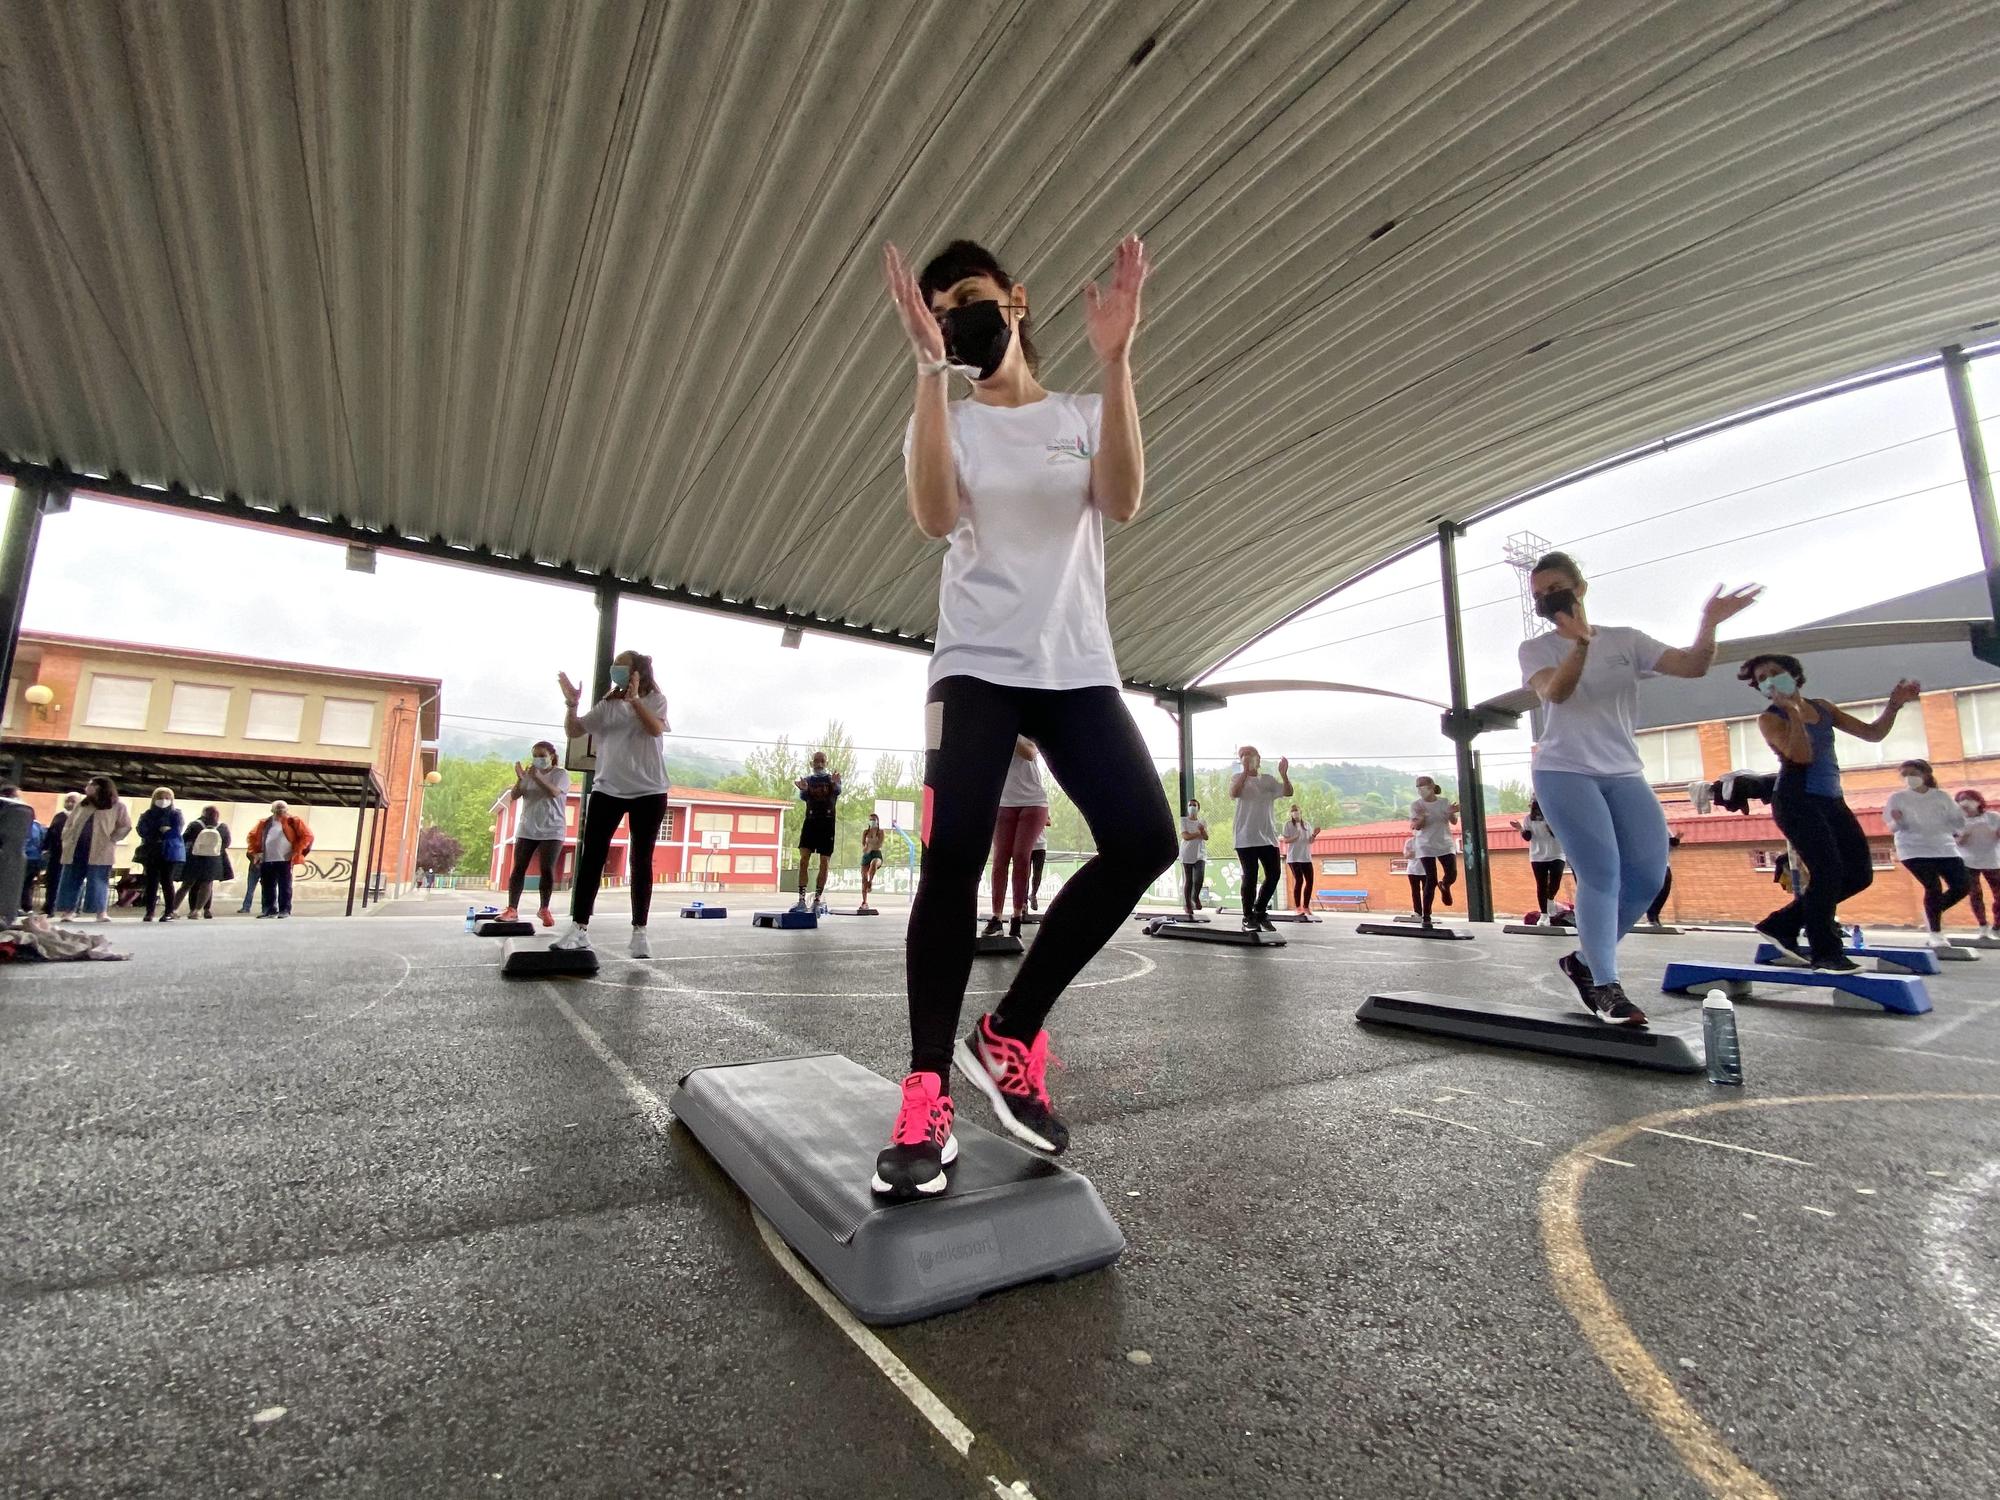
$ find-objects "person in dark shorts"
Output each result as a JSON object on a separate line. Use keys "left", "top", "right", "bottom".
{"left": 860, "top": 812, "right": 885, "bottom": 913}
{"left": 795, "top": 751, "right": 841, "bottom": 911}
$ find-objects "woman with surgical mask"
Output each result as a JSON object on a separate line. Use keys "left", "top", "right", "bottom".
{"left": 135, "top": 786, "right": 187, "bottom": 922}
{"left": 871, "top": 232, "right": 1174, "bottom": 1200}
{"left": 1953, "top": 789, "right": 2000, "bottom": 939}
{"left": 1231, "top": 747, "right": 1292, "bottom": 931}
{"left": 1408, "top": 776, "right": 1459, "bottom": 926}
{"left": 1521, "top": 550, "right": 1760, "bottom": 1024}
{"left": 502, "top": 741, "right": 572, "bottom": 928}
{"left": 1178, "top": 798, "right": 1209, "bottom": 917}
{"left": 556, "top": 651, "right": 669, "bottom": 958}
{"left": 1885, "top": 757, "right": 1971, "bottom": 947}
{"left": 1745, "top": 653, "right": 1918, "bottom": 969}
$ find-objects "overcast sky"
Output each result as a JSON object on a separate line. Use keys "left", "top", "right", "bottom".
{"left": 12, "top": 357, "right": 1998, "bottom": 790}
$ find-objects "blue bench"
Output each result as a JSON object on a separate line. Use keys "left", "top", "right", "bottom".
{"left": 1315, "top": 889, "right": 1370, "bottom": 911}
{"left": 1661, "top": 960, "right": 1931, "bottom": 1015}
{"left": 1751, "top": 942, "right": 1939, "bottom": 976}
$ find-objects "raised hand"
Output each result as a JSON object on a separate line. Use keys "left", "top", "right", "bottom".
{"left": 883, "top": 244, "right": 946, "bottom": 364}
{"left": 1084, "top": 234, "right": 1149, "bottom": 366}
{"left": 514, "top": 761, "right": 527, "bottom": 781}
{"left": 1551, "top": 600, "right": 1595, "bottom": 644}
{"left": 1277, "top": 756, "right": 1289, "bottom": 778}
{"left": 1889, "top": 678, "right": 1923, "bottom": 708}
{"left": 1701, "top": 583, "right": 1763, "bottom": 631}
{"left": 558, "top": 671, "right": 581, "bottom": 708}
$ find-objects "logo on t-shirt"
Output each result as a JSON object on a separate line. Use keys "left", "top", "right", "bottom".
{"left": 1045, "top": 434, "right": 1092, "bottom": 464}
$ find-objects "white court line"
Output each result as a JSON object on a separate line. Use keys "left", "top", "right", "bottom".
{"left": 1584, "top": 1153, "right": 1638, "bottom": 1169}
{"left": 1390, "top": 1107, "right": 1488, "bottom": 1134}
{"left": 544, "top": 989, "right": 994, "bottom": 1471}
{"left": 1800, "top": 1205, "right": 1837, "bottom": 1218}
{"left": 1638, "top": 1127, "right": 1814, "bottom": 1167}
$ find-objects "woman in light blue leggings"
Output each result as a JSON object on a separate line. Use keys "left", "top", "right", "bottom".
{"left": 1519, "top": 552, "right": 1760, "bottom": 1025}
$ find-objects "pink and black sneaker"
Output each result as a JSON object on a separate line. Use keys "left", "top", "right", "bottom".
{"left": 954, "top": 1013, "right": 1069, "bottom": 1155}
{"left": 871, "top": 1072, "right": 958, "bottom": 1199}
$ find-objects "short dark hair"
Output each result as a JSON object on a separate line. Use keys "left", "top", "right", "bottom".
{"left": 1737, "top": 653, "right": 1806, "bottom": 690}
{"left": 0, "top": 783, "right": 18, "bottom": 799}
{"left": 918, "top": 239, "right": 1041, "bottom": 375}
{"left": 1529, "top": 550, "right": 1584, "bottom": 586}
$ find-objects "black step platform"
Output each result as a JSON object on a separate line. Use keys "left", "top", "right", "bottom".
{"left": 476, "top": 919, "right": 536, "bottom": 937}
{"left": 673, "top": 1054, "right": 1125, "bottom": 1324}
{"left": 753, "top": 909, "right": 818, "bottom": 930}
{"left": 1502, "top": 923, "right": 1570, "bottom": 937}
{"left": 1356, "top": 922, "right": 1474, "bottom": 941}
{"left": 975, "top": 933, "right": 1025, "bottom": 956}
{"left": 500, "top": 945, "right": 600, "bottom": 979}
{"left": 1144, "top": 918, "right": 1284, "bottom": 946}
{"left": 680, "top": 904, "right": 728, "bottom": 919}
{"left": 822, "top": 907, "right": 880, "bottom": 917}
{"left": 1356, "top": 991, "right": 1701, "bottom": 1073}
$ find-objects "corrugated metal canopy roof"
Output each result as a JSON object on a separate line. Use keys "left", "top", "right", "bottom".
{"left": 2, "top": 0, "right": 1998, "bottom": 691}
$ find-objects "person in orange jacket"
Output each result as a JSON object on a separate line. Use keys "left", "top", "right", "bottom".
{"left": 246, "top": 800, "right": 314, "bottom": 919}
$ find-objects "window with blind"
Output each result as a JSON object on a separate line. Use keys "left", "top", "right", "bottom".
{"left": 1724, "top": 718, "right": 1781, "bottom": 772}
{"left": 244, "top": 691, "right": 305, "bottom": 742}
{"left": 318, "top": 697, "right": 375, "bottom": 747}
{"left": 693, "top": 812, "right": 732, "bottom": 832}
{"left": 1834, "top": 700, "right": 1929, "bottom": 767}
{"left": 1636, "top": 727, "right": 1702, "bottom": 786}
{"left": 704, "top": 853, "right": 733, "bottom": 874}
{"left": 166, "top": 682, "right": 232, "bottom": 736}
{"left": 83, "top": 674, "right": 153, "bottom": 730}
{"left": 734, "top": 854, "right": 774, "bottom": 875}
{"left": 737, "top": 813, "right": 777, "bottom": 835}
{"left": 1959, "top": 688, "right": 2000, "bottom": 756}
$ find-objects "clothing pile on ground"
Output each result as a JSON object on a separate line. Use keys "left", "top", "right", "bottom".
{"left": 2, "top": 910, "right": 129, "bottom": 962}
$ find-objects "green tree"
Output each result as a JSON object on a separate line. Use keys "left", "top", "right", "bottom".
{"left": 424, "top": 755, "right": 518, "bottom": 875}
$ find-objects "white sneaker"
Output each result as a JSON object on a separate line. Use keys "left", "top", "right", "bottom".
{"left": 552, "top": 923, "right": 593, "bottom": 952}
{"left": 1925, "top": 932, "right": 1949, "bottom": 949}
{"left": 93, "top": 914, "right": 112, "bottom": 924}
{"left": 629, "top": 927, "right": 651, "bottom": 959}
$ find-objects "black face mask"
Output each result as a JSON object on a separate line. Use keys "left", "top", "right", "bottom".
{"left": 939, "top": 299, "right": 1014, "bottom": 380}
{"left": 1534, "top": 587, "right": 1579, "bottom": 621}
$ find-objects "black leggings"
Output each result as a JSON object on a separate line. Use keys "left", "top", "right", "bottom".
{"left": 1531, "top": 859, "right": 1566, "bottom": 911}
{"left": 1406, "top": 868, "right": 1424, "bottom": 913}
{"left": 1903, "top": 855, "right": 1971, "bottom": 933}
{"left": 1237, "top": 845, "right": 1281, "bottom": 915}
{"left": 140, "top": 855, "right": 183, "bottom": 917}
{"left": 1764, "top": 786, "right": 1873, "bottom": 960}
{"left": 1287, "top": 861, "right": 1313, "bottom": 909}
{"left": 908, "top": 677, "right": 1175, "bottom": 1080}
{"left": 572, "top": 791, "right": 667, "bottom": 927}
{"left": 1966, "top": 867, "right": 2000, "bottom": 928}
{"left": 1181, "top": 859, "right": 1204, "bottom": 910}
{"left": 1030, "top": 848, "right": 1046, "bottom": 901}
{"left": 1418, "top": 853, "right": 1456, "bottom": 917}
{"left": 1645, "top": 867, "right": 1673, "bottom": 925}
{"left": 508, "top": 837, "right": 561, "bottom": 910}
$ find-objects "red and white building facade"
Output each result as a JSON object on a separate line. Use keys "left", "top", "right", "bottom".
{"left": 486, "top": 785, "right": 791, "bottom": 892}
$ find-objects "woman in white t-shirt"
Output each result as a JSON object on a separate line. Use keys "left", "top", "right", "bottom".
{"left": 1231, "top": 747, "right": 1292, "bottom": 932}
{"left": 1179, "top": 798, "right": 1210, "bottom": 917}
{"left": 1517, "top": 797, "right": 1567, "bottom": 922}
{"left": 1885, "top": 759, "right": 1970, "bottom": 945}
{"left": 1408, "top": 776, "right": 1459, "bottom": 926}
{"left": 1281, "top": 807, "right": 1317, "bottom": 916}
{"left": 500, "top": 740, "right": 573, "bottom": 929}
{"left": 987, "top": 738, "right": 1050, "bottom": 940}
{"left": 1953, "top": 788, "right": 2000, "bottom": 937}
{"left": 1400, "top": 836, "right": 1425, "bottom": 917}
{"left": 1520, "top": 551, "right": 1760, "bottom": 1025}
{"left": 873, "top": 235, "right": 1176, "bottom": 1199}
{"left": 553, "top": 650, "right": 670, "bottom": 959}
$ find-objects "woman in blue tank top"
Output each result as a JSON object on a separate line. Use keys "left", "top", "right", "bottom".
{"left": 1745, "top": 652, "right": 1921, "bottom": 969}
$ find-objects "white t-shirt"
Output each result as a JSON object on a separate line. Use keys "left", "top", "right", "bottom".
{"left": 1034, "top": 825, "right": 1047, "bottom": 852}
{"left": 579, "top": 690, "right": 671, "bottom": 799}
{"left": 263, "top": 822, "right": 291, "bottom": 863}
{"left": 1886, "top": 786, "right": 1967, "bottom": 861}
{"left": 515, "top": 767, "right": 573, "bottom": 842}
{"left": 1518, "top": 625, "right": 1669, "bottom": 778}
{"left": 907, "top": 392, "right": 1119, "bottom": 691}
{"left": 1410, "top": 796, "right": 1456, "bottom": 857}
{"left": 1958, "top": 810, "right": 2000, "bottom": 870}
{"left": 999, "top": 752, "right": 1048, "bottom": 808}
{"left": 1233, "top": 772, "right": 1282, "bottom": 848}
{"left": 1522, "top": 815, "right": 1562, "bottom": 863}
{"left": 1281, "top": 822, "right": 1314, "bottom": 862}
{"left": 1178, "top": 815, "right": 1207, "bottom": 864}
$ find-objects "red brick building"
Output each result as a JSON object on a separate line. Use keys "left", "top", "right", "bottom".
{"left": 485, "top": 785, "right": 791, "bottom": 892}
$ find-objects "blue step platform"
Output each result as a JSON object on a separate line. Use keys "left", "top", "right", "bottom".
{"left": 1751, "top": 942, "right": 1939, "bottom": 975}
{"left": 753, "top": 909, "right": 819, "bottom": 930}
{"left": 1661, "top": 960, "right": 1931, "bottom": 1015}
{"left": 681, "top": 904, "right": 729, "bottom": 919}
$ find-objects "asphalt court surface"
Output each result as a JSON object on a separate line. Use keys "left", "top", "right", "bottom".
{"left": 5, "top": 905, "right": 1998, "bottom": 1498}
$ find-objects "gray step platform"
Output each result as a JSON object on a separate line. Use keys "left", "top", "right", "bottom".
{"left": 1130, "top": 908, "right": 1195, "bottom": 922}
{"left": 672, "top": 1053, "right": 1124, "bottom": 1324}
{"left": 1144, "top": 918, "right": 1284, "bottom": 946}
{"left": 1357, "top": 991, "right": 1702, "bottom": 1073}
{"left": 975, "top": 933, "right": 1025, "bottom": 956}
{"left": 476, "top": 919, "right": 536, "bottom": 937}
{"left": 752, "top": 910, "right": 818, "bottom": 930}
{"left": 1660, "top": 960, "right": 1930, "bottom": 1015}
{"left": 1503, "top": 923, "right": 1571, "bottom": 937}
{"left": 822, "top": 907, "right": 881, "bottom": 917}
{"left": 1955, "top": 933, "right": 2000, "bottom": 950}
{"left": 1357, "top": 922, "right": 1474, "bottom": 941}
{"left": 1752, "top": 941, "right": 1940, "bottom": 976}
{"left": 1260, "top": 912, "right": 1324, "bottom": 924}
{"left": 500, "top": 945, "right": 600, "bottom": 978}
{"left": 1018, "top": 911, "right": 1043, "bottom": 925}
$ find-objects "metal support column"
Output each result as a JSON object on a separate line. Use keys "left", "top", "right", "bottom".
{"left": 344, "top": 803, "right": 366, "bottom": 916}
{"left": 579, "top": 578, "right": 620, "bottom": 806}
{"left": 1944, "top": 345, "right": 1999, "bottom": 623}
{"left": 1176, "top": 691, "right": 1197, "bottom": 812}
{"left": 360, "top": 805, "right": 383, "bottom": 908}
{"left": 0, "top": 479, "right": 50, "bottom": 697}
{"left": 1437, "top": 522, "right": 1494, "bottom": 923}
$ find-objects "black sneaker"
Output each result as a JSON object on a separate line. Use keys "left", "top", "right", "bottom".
{"left": 871, "top": 1072, "right": 958, "bottom": 1198}
{"left": 1009, "top": 912, "right": 1024, "bottom": 940}
{"left": 1755, "top": 920, "right": 1811, "bottom": 964}
{"left": 1812, "top": 954, "right": 1863, "bottom": 974}
{"left": 954, "top": 1014, "right": 1069, "bottom": 1154}
{"left": 1558, "top": 951, "right": 1595, "bottom": 1005}
{"left": 1241, "top": 912, "right": 1259, "bottom": 932}
{"left": 1257, "top": 911, "right": 1278, "bottom": 932}
{"left": 981, "top": 916, "right": 1003, "bottom": 938}
{"left": 1585, "top": 982, "right": 1648, "bottom": 1027}
{"left": 1440, "top": 882, "right": 1455, "bottom": 908}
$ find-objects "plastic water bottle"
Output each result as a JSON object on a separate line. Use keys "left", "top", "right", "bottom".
{"left": 1702, "top": 990, "right": 1743, "bottom": 1086}
{"left": 464, "top": 905, "right": 476, "bottom": 931}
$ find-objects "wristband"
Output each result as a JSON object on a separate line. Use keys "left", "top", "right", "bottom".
{"left": 915, "top": 356, "right": 948, "bottom": 377}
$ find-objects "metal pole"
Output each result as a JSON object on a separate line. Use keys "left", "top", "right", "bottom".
{"left": 344, "top": 801, "right": 364, "bottom": 916}
{"left": 359, "top": 804, "right": 378, "bottom": 907}
{"left": 1944, "top": 345, "right": 1999, "bottom": 622}
{"left": 1176, "top": 691, "right": 1196, "bottom": 812}
{"left": 0, "top": 479, "right": 48, "bottom": 697}
{"left": 1437, "top": 522, "right": 1493, "bottom": 923}
{"left": 579, "top": 578, "right": 620, "bottom": 808}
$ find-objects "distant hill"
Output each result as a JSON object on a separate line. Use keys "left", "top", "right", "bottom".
{"left": 435, "top": 724, "right": 740, "bottom": 787}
